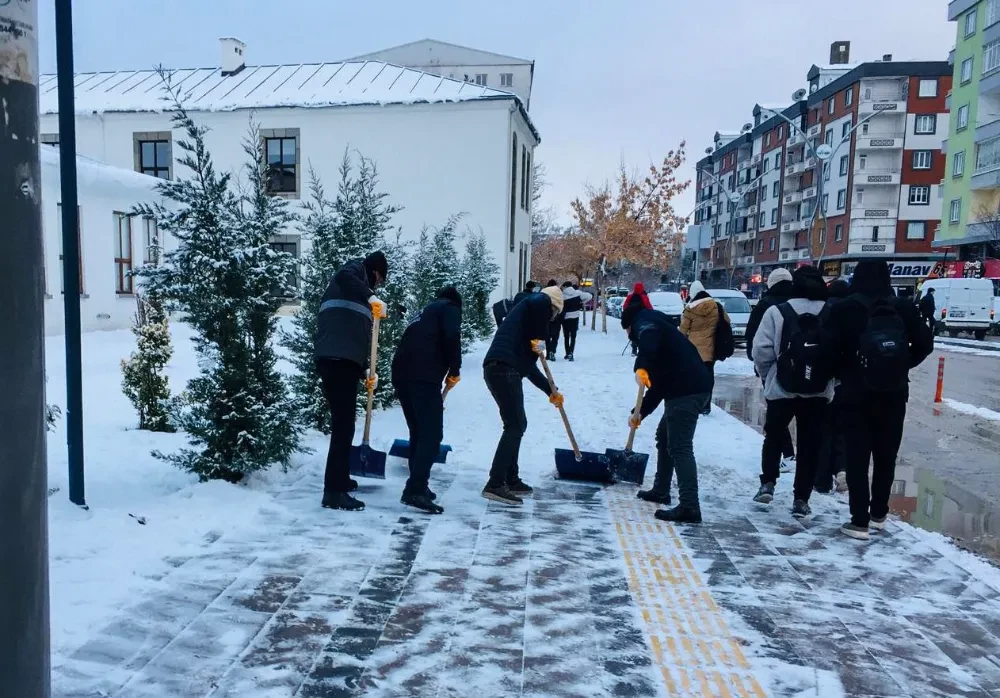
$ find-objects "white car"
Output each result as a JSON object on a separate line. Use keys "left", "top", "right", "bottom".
{"left": 647, "top": 291, "right": 685, "bottom": 326}
{"left": 702, "top": 289, "right": 752, "bottom": 344}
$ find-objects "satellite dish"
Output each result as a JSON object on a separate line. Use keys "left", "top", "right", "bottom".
{"left": 741, "top": 123, "right": 753, "bottom": 133}
{"left": 816, "top": 144, "right": 834, "bottom": 161}
{"left": 792, "top": 88, "right": 807, "bottom": 101}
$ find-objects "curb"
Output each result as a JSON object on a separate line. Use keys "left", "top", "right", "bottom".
{"left": 936, "top": 338, "right": 1000, "bottom": 353}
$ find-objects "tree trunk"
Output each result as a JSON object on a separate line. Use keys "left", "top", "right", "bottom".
{"left": 601, "top": 287, "right": 608, "bottom": 334}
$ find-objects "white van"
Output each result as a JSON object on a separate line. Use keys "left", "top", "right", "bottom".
{"left": 920, "top": 277, "right": 995, "bottom": 340}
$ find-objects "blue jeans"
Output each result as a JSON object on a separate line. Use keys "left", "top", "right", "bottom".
{"left": 654, "top": 393, "right": 708, "bottom": 510}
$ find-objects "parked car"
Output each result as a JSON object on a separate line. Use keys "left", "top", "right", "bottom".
{"left": 647, "top": 291, "right": 685, "bottom": 326}
{"left": 606, "top": 296, "right": 625, "bottom": 318}
{"left": 704, "top": 288, "right": 753, "bottom": 345}
{"left": 920, "top": 277, "right": 995, "bottom": 340}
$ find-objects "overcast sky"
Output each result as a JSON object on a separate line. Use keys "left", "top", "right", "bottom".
{"left": 37, "top": 0, "right": 954, "bottom": 224}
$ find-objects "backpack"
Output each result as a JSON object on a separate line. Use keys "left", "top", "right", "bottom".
{"left": 775, "top": 303, "right": 833, "bottom": 394}
{"left": 713, "top": 303, "right": 736, "bottom": 361}
{"left": 857, "top": 298, "right": 910, "bottom": 392}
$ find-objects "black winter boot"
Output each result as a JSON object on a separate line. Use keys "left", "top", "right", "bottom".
{"left": 322, "top": 491, "right": 365, "bottom": 511}
{"left": 402, "top": 492, "right": 444, "bottom": 514}
{"left": 348, "top": 478, "right": 359, "bottom": 492}
{"left": 654, "top": 506, "right": 702, "bottom": 524}
{"left": 637, "top": 489, "right": 671, "bottom": 505}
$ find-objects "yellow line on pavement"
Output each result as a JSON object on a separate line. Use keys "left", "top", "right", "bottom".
{"left": 606, "top": 487, "right": 770, "bottom": 698}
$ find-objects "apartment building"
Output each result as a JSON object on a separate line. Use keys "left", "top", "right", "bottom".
{"left": 693, "top": 45, "right": 951, "bottom": 293}
{"left": 938, "top": 0, "right": 1000, "bottom": 263}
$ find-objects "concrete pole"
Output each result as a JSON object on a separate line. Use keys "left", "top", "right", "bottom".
{"left": 0, "top": 2, "right": 52, "bottom": 696}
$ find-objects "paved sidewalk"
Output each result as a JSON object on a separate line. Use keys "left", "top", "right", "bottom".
{"left": 53, "top": 448, "right": 1000, "bottom": 697}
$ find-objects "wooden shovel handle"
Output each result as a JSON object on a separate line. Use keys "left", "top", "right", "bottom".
{"left": 538, "top": 353, "right": 582, "bottom": 460}
{"left": 625, "top": 383, "right": 646, "bottom": 451}
{"left": 362, "top": 315, "right": 380, "bottom": 445}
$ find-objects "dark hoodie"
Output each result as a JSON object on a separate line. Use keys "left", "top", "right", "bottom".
{"left": 315, "top": 257, "right": 378, "bottom": 368}
{"left": 745, "top": 278, "right": 796, "bottom": 360}
{"left": 392, "top": 288, "right": 463, "bottom": 385}
{"left": 823, "top": 260, "right": 933, "bottom": 401}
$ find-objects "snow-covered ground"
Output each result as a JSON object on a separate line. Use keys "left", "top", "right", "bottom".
{"left": 45, "top": 316, "right": 1000, "bottom": 696}
{"left": 943, "top": 398, "right": 1000, "bottom": 422}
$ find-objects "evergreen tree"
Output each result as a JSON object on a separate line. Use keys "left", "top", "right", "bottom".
{"left": 459, "top": 230, "right": 501, "bottom": 345}
{"left": 121, "top": 293, "right": 174, "bottom": 431}
{"left": 371, "top": 234, "right": 413, "bottom": 408}
{"left": 134, "top": 75, "right": 300, "bottom": 482}
{"left": 411, "top": 215, "right": 462, "bottom": 312}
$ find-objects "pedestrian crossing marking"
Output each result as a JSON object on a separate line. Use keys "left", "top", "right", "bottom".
{"left": 606, "top": 487, "right": 771, "bottom": 697}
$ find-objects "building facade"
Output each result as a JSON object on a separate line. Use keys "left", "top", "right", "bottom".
{"left": 39, "top": 39, "right": 540, "bottom": 303}
{"left": 693, "top": 48, "right": 951, "bottom": 295}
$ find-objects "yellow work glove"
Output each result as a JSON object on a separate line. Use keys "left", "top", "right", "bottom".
{"left": 364, "top": 372, "right": 378, "bottom": 392}
{"left": 628, "top": 410, "right": 642, "bottom": 429}
{"left": 368, "top": 295, "right": 387, "bottom": 319}
{"left": 549, "top": 392, "right": 565, "bottom": 408}
{"left": 531, "top": 339, "right": 546, "bottom": 355}
{"left": 635, "top": 369, "right": 651, "bottom": 388}
{"left": 446, "top": 375, "right": 461, "bottom": 388}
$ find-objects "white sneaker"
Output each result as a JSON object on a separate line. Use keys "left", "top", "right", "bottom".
{"left": 835, "top": 471, "right": 848, "bottom": 493}
{"left": 780, "top": 456, "right": 796, "bottom": 474}
{"left": 869, "top": 516, "right": 887, "bottom": 531}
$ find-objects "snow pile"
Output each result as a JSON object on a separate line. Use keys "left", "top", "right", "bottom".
{"left": 943, "top": 398, "right": 1000, "bottom": 422}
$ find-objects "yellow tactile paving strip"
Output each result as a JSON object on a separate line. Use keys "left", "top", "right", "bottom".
{"left": 606, "top": 488, "right": 769, "bottom": 698}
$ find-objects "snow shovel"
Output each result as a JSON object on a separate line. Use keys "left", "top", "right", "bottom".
{"left": 349, "top": 315, "right": 387, "bottom": 479}
{"left": 605, "top": 384, "right": 650, "bottom": 485}
{"left": 388, "top": 383, "right": 454, "bottom": 464}
{"left": 540, "top": 355, "right": 612, "bottom": 483}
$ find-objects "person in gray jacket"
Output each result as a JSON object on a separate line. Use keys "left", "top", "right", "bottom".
{"left": 750, "top": 266, "right": 833, "bottom": 519}
{"left": 560, "top": 281, "right": 592, "bottom": 361}
{"left": 315, "top": 251, "right": 388, "bottom": 512}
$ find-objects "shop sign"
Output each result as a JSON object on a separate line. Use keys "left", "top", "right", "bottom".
{"left": 842, "top": 260, "right": 936, "bottom": 279}
{"left": 822, "top": 261, "right": 842, "bottom": 277}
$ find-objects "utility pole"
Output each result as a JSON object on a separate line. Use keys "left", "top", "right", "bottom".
{"left": 0, "top": 1, "right": 52, "bottom": 696}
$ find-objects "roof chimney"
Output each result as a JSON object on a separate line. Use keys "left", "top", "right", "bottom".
{"left": 829, "top": 40, "right": 851, "bottom": 65}
{"left": 882, "top": 53, "right": 893, "bottom": 62}
{"left": 220, "top": 37, "right": 246, "bottom": 76}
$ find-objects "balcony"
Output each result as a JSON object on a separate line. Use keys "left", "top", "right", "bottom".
{"left": 801, "top": 185, "right": 818, "bottom": 199}
{"left": 805, "top": 156, "right": 818, "bottom": 169}
{"left": 783, "top": 190, "right": 803, "bottom": 205}
{"left": 736, "top": 255, "right": 755, "bottom": 266}
{"left": 778, "top": 248, "right": 812, "bottom": 262}
{"left": 847, "top": 239, "right": 896, "bottom": 255}
{"left": 784, "top": 161, "right": 804, "bottom": 178}
{"left": 807, "top": 123, "right": 821, "bottom": 139}
{"left": 751, "top": 153, "right": 761, "bottom": 165}
{"left": 858, "top": 93, "right": 907, "bottom": 115}
{"left": 856, "top": 134, "right": 905, "bottom": 150}
{"left": 975, "top": 117, "right": 1000, "bottom": 145}
{"left": 787, "top": 131, "right": 804, "bottom": 147}
{"left": 746, "top": 217, "right": 758, "bottom": 231}
{"left": 850, "top": 206, "right": 898, "bottom": 220}
{"left": 854, "top": 169, "right": 901, "bottom": 185}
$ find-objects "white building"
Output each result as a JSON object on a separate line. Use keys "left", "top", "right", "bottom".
{"left": 40, "top": 147, "right": 165, "bottom": 335}
{"left": 343, "top": 39, "right": 535, "bottom": 109}
{"left": 39, "top": 38, "right": 540, "bottom": 302}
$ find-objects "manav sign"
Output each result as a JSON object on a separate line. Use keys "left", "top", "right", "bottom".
{"left": 841, "top": 260, "right": 935, "bottom": 278}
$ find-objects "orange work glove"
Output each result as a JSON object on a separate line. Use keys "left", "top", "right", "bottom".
{"left": 531, "top": 339, "right": 546, "bottom": 355}
{"left": 635, "top": 369, "right": 651, "bottom": 388}
{"left": 549, "top": 392, "right": 565, "bottom": 408}
{"left": 364, "top": 372, "right": 378, "bottom": 392}
{"left": 368, "top": 295, "right": 387, "bottom": 319}
{"left": 628, "top": 410, "right": 642, "bottom": 429}
{"left": 446, "top": 375, "right": 461, "bottom": 388}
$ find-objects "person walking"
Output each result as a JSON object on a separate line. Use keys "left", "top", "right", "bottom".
{"left": 680, "top": 280, "right": 729, "bottom": 415}
{"left": 825, "top": 260, "right": 933, "bottom": 540}
{"left": 623, "top": 282, "right": 653, "bottom": 356}
{"left": 492, "top": 280, "right": 538, "bottom": 327}
{"left": 391, "top": 287, "right": 463, "bottom": 514}
{"left": 814, "top": 278, "right": 850, "bottom": 494}
{"left": 919, "top": 287, "right": 937, "bottom": 334}
{"left": 481, "top": 286, "right": 565, "bottom": 505}
{"left": 560, "top": 282, "right": 592, "bottom": 361}
{"left": 746, "top": 268, "right": 797, "bottom": 472}
{"left": 750, "top": 266, "right": 834, "bottom": 518}
{"left": 621, "top": 293, "right": 712, "bottom": 523}
{"left": 315, "top": 251, "right": 389, "bottom": 512}
{"left": 543, "top": 280, "right": 563, "bottom": 361}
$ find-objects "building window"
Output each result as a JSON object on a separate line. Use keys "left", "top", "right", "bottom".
{"left": 856, "top": 189, "right": 865, "bottom": 205}
{"left": 914, "top": 115, "right": 937, "bottom": 135}
{"left": 845, "top": 87, "right": 854, "bottom": 107}
{"left": 861, "top": 122, "right": 870, "bottom": 136}
{"left": 989, "top": 0, "right": 1000, "bottom": 26}
{"left": 771, "top": 208, "right": 778, "bottom": 225}
{"left": 837, "top": 189, "right": 846, "bottom": 209}
{"left": 967, "top": 8, "right": 978, "bottom": 37}
{"left": 524, "top": 151, "right": 532, "bottom": 212}
{"left": 500, "top": 73, "right": 513, "bottom": 87}
{"left": 832, "top": 224, "right": 842, "bottom": 242}
{"left": 758, "top": 238, "right": 764, "bottom": 253}
{"left": 985, "top": 39, "right": 1000, "bottom": 76}
{"left": 841, "top": 120, "right": 852, "bottom": 139}
{"left": 509, "top": 133, "right": 517, "bottom": 251}
{"left": 828, "top": 98, "right": 835, "bottom": 115}
{"left": 871, "top": 225, "right": 880, "bottom": 242}
{"left": 823, "top": 162, "right": 831, "bottom": 181}
{"left": 859, "top": 155, "right": 867, "bottom": 171}
{"left": 760, "top": 186, "right": 767, "bottom": 201}
{"left": 976, "top": 135, "right": 1000, "bottom": 172}
{"left": 775, "top": 151, "right": 782, "bottom": 168}
{"left": 772, "top": 181, "right": 780, "bottom": 197}
{"left": 778, "top": 125, "right": 784, "bottom": 139}
{"left": 961, "top": 57, "right": 974, "bottom": 84}
{"left": 907, "top": 222, "right": 927, "bottom": 240}
{"left": 765, "top": 132, "right": 771, "bottom": 146}
{"left": 957, "top": 104, "right": 970, "bottom": 131}
{"left": 520, "top": 144, "right": 528, "bottom": 209}
{"left": 474, "top": 73, "right": 488, "bottom": 85}
{"left": 822, "top": 193, "right": 829, "bottom": 212}
{"left": 918, "top": 78, "right": 938, "bottom": 97}
{"left": 769, "top": 237, "right": 776, "bottom": 252}
{"left": 912, "top": 150, "right": 933, "bottom": 170}
{"left": 909, "top": 185, "right": 931, "bottom": 205}
{"left": 57, "top": 204, "right": 84, "bottom": 294}
{"left": 263, "top": 132, "right": 299, "bottom": 195}
{"left": 763, "top": 156, "right": 770, "bottom": 173}
{"left": 142, "top": 217, "right": 159, "bottom": 264}
{"left": 759, "top": 211, "right": 766, "bottom": 227}
{"left": 954, "top": 150, "right": 966, "bottom": 177}
{"left": 825, "top": 129, "right": 834, "bottom": 147}
{"left": 839, "top": 155, "right": 849, "bottom": 176}
{"left": 950, "top": 198, "right": 962, "bottom": 223}
{"left": 268, "top": 241, "right": 299, "bottom": 296}
{"left": 725, "top": 221, "right": 731, "bottom": 234}
{"left": 114, "top": 212, "right": 133, "bottom": 295}
{"left": 40, "top": 133, "right": 59, "bottom": 148}
{"left": 135, "top": 135, "right": 171, "bottom": 179}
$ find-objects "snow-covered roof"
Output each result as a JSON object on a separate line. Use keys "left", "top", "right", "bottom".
{"left": 342, "top": 39, "right": 532, "bottom": 66}
{"left": 38, "top": 61, "right": 535, "bottom": 129}
{"left": 39, "top": 145, "right": 162, "bottom": 194}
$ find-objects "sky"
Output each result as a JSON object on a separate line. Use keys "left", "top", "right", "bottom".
{"left": 37, "top": 0, "right": 955, "bottom": 225}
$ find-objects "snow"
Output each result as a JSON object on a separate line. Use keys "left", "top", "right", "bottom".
{"left": 937, "top": 344, "right": 1000, "bottom": 358}
{"left": 943, "top": 398, "right": 1000, "bottom": 421}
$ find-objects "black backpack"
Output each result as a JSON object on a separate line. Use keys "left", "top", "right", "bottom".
{"left": 775, "top": 303, "right": 833, "bottom": 393}
{"left": 713, "top": 303, "right": 736, "bottom": 361}
{"left": 857, "top": 298, "right": 910, "bottom": 392}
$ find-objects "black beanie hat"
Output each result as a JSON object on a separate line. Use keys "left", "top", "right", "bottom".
{"left": 850, "top": 259, "right": 892, "bottom": 297}
{"left": 363, "top": 250, "right": 389, "bottom": 281}
{"left": 437, "top": 286, "right": 463, "bottom": 306}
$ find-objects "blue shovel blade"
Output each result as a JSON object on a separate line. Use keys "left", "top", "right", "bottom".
{"left": 554, "top": 448, "right": 613, "bottom": 484}
{"left": 348, "top": 444, "right": 387, "bottom": 479}
{"left": 388, "top": 439, "right": 453, "bottom": 464}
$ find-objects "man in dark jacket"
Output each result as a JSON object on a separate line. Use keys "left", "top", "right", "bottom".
{"left": 315, "top": 251, "right": 388, "bottom": 512}
{"left": 746, "top": 268, "right": 797, "bottom": 471}
{"left": 391, "top": 287, "right": 463, "bottom": 514}
{"left": 622, "top": 294, "right": 712, "bottom": 523}
{"left": 544, "top": 280, "right": 564, "bottom": 361}
{"left": 482, "top": 286, "right": 565, "bottom": 505}
{"left": 493, "top": 280, "right": 538, "bottom": 327}
{"left": 919, "top": 287, "right": 936, "bottom": 333}
{"left": 814, "top": 278, "right": 850, "bottom": 494}
{"left": 824, "top": 260, "right": 933, "bottom": 540}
